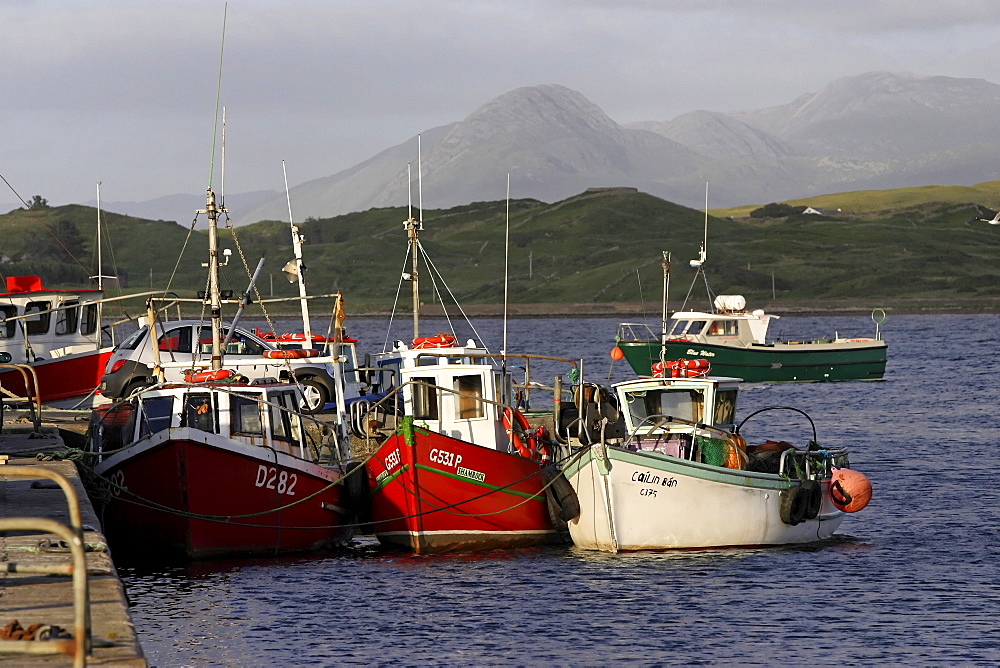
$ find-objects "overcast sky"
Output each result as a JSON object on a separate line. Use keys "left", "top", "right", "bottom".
{"left": 4, "top": 0, "right": 1000, "bottom": 212}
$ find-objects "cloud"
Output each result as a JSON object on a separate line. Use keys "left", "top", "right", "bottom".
{"left": 3, "top": 0, "right": 1000, "bottom": 209}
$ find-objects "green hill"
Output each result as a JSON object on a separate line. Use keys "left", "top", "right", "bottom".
{"left": 2, "top": 186, "right": 999, "bottom": 315}
{"left": 710, "top": 179, "right": 1000, "bottom": 218}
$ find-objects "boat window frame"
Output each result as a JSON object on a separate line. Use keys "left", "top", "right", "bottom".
{"left": 0, "top": 305, "right": 16, "bottom": 339}
{"left": 80, "top": 303, "right": 99, "bottom": 336}
{"left": 181, "top": 392, "right": 217, "bottom": 434}
{"left": 625, "top": 387, "right": 705, "bottom": 425}
{"left": 24, "top": 300, "right": 51, "bottom": 335}
{"left": 453, "top": 373, "right": 486, "bottom": 420}
{"left": 230, "top": 393, "right": 265, "bottom": 436}
{"left": 270, "top": 391, "right": 301, "bottom": 444}
{"left": 410, "top": 376, "right": 440, "bottom": 420}
{"left": 267, "top": 392, "right": 298, "bottom": 443}
{"left": 706, "top": 320, "right": 738, "bottom": 337}
{"left": 713, "top": 389, "right": 737, "bottom": 427}
{"left": 54, "top": 300, "right": 80, "bottom": 336}
{"left": 138, "top": 395, "right": 175, "bottom": 437}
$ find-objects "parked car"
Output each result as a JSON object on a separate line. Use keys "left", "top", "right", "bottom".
{"left": 98, "top": 321, "right": 344, "bottom": 413}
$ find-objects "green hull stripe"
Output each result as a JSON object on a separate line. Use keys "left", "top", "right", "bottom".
{"left": 372, "top": 464, "right": 410, "bottom": 494}
{"left": 413, "top": 463, "right": 544, "bottom": 500}
{"left": 564, "top": 446, "right": 793, "bottom": 489}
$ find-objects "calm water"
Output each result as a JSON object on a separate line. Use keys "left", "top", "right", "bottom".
{"left": 118, "top": 313, "right": 1000, "bottom": 665}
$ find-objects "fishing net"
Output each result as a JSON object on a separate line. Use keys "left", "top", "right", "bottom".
{"left": 697, "top": 436, "right": 730, "bottom": 467}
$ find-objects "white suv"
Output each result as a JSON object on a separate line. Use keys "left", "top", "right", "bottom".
{"left": 99, "top": 321, "right": 342, "bottom": 413}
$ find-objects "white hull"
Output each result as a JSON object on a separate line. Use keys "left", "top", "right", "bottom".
{"left": 565, "top": 444, "right": 845, "bottom": 552}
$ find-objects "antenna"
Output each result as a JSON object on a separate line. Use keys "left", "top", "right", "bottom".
{"left": 502, "top": 173, "right": 510, "bottom": 361}
{"left": 691, "top": 182, "right": 708, "bottom": 268}
{"left": 208, "top": 2, "right": 227, "bottom": 191}
{"left": 96, "top": 182, "right": 103, "bottom": 292}
{"left": 417, "top": 134, "right": 424, "bottom": 229}
{"left": 283, "top": 161, "right": 312, "bottom": 345}
{"left": 221, "top": 106, "right": 226, "bottom": 203}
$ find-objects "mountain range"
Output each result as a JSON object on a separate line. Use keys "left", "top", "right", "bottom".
{"left": 90, "top": 71, "right": 1000, "bottom": 224}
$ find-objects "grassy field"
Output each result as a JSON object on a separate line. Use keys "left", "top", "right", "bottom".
{"left": 2, "top": 184, "right": 998, "bottom": 317}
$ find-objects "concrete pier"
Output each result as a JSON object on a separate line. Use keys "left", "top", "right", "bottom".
{"left": 0, "top": 421, "right": 145, "bottom": 665}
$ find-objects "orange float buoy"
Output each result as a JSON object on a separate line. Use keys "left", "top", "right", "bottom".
{"left": 610, "top": 346, "right": 625, "bottom": 361}
{"left": 829, "top": 467, "right": 872, "bottom": 513}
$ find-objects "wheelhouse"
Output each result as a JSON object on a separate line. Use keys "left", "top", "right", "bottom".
{"left": 0, "top": 275, "right": 104, "bottom": 362}
{"left": 91, "top": 383, "right": 312, "bottom": 459}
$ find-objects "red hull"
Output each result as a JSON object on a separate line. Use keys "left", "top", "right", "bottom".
{"left": 0, "top": 349, "right": 113, "bottom": 405}
{"left": 365, "top": 422, "right": 558, "bottom": 553}
{"left": 95, "top": 432, "right": 352, "bottom": 558}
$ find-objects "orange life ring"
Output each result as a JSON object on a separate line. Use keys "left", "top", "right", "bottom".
{"left": 184, "top": 369, "right": 234, "bottom": 383}
{"left": 502, "top": 408, "right": 535, "bottom": 459}
{"left": 262, "top": 348, "right": 321, "bottom": 359}
{"left": 412, "top": 332, "right": 456, "bottom": 349}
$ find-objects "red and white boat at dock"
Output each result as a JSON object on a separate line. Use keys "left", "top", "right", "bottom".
{"left": 0, "top": 275, "right": 112, "bottom": 408}
{"left": 359, "top": 210, "right": 581, "bottom": 553}
{"left": 86, "top": 186, "right": 359, "bottom": 559}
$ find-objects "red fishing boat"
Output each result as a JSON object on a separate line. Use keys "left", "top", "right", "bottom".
{"left": 363, "top": 342, "right": 566, "bottom": 553}
{"left": 89, "top": 377, "right": 355, "bottom": 558}
{"left": 86, "top": 187, "right": 358, "bottom": 559}
{"left": 360, "top": 203, "right": 579, "bottom": 553}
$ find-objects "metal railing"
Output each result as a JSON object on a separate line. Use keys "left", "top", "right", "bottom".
{"left": 0, "top": 363, "right": 42, "bottom": 433}
{"left": 0, "top": 466, "right": 91, "bottom": 666}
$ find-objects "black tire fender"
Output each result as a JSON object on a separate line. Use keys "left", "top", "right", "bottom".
{"left": 779, "top": 485, "right": 809, "bottom": 526}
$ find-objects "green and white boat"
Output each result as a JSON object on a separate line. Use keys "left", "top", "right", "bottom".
{"left": 561, "top": 373, "right": 872, "bottom": 552}
{"left": 615, "top": 294, "right": 887, "bottom": 382}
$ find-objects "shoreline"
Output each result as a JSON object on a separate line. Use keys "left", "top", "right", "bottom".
{"left": 339, "top": 297, "right": 1000, "bottom": 318}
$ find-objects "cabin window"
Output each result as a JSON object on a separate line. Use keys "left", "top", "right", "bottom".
{"left": 182, "top": 393, "right": 216, "bottom": 433}
{"left": 707, "top": 321, "right": 737, "bottom": 336}
{"left": 139, "top": 396, "right": 174, "bottom": 437}
{"left": 24, "top": 301, "right": 51, "bottom": 335}
{"left": 453, "top": 374, "right": 485, "bottom": 419}
{"left": 627, "top": 389, "right": 704, "bottom": 423}
{"left": 160, "top": 327, "right": 193, "bottom": 353}
{"left": 55, "top": 300, "right": 79, "bottom": 335}
{"left": 714, "top": 390, "right": 737, "bottom": 426}
{"left": 270, "top": 392, "right": 298, "bottom": 441}
{"left": 0, "top": 306, "right": 16, "bottom": 339}
{"left": 231, "top": 394, "right": 264, "bottom": 435}
{"left": 270, "top": 391, "right": 301, "bottom": 443}
{"left": 672, "top": 320, "right": 706, "bottom": 336}
{"left": 411, "top": 376, "right": 439, "bottom": 420}
{"left": 81, "top": 303, "right": 99, "bottom": 335}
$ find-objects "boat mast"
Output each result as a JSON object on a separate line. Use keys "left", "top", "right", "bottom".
{"left": 95, "top": 182, "right": 106, "bottom": 345}
{"left": 404, "top": 136, "right": 424, "bottom": 341}
{"left": 283, "top": 161, "right": 312, "bottom": 347}
{"left": 199, "top": 188, "right": 225, "bottom": 371}
{"left": 502, "top": 173, "right": 510, "bottom": 361}
{"left": 201, "top": 4, "right": 227, "bottom": 371}
{"left": 660, "top": 250, "right": 670, "bottom": 340}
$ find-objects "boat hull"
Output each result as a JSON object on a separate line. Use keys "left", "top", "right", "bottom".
{"left": 0, "top": 349, "right": 113, "bottom": 407}
{"left": 563, "top": 444, "right": 845, "bottom": 552}
{"left": 92, "top": 428, "right": 352, "bottom": 559}
{"left": 365, "top": 422, "right": 560, "bottom": 553}
{"left": 618, "top": 339, "right": 886, "bottom": 382}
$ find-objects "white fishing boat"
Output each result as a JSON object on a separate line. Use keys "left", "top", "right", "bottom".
{"left": 560, "top": 371, "right": 872, "bottom": 552}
